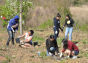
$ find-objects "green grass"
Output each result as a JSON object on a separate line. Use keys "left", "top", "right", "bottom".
{"left": 40, "top": 51, "right": 46, "bottom": 57}
{"left": 5, "top": 55, "right": 11, "bottom": 63}
{"left": 73, "top": 0, "right": 88, "bottom": 6}
{"left": 79, "top": 24, "right": 88, "bottom": 31}
{"left": 57, "top": 38, "right": 63, "bottom": 45}
{"left": 81, "top": 40, "right": 88, "bottom": 44}
{"left": 37, "top": 19, "right": 53, "bottom": 30}
{"left": 32, "top": 33, "right": 45, "bottom": 44}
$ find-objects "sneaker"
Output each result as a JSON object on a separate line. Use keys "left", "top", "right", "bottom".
{"left": 72, "top": 56, "right": 77, "bottom": 59}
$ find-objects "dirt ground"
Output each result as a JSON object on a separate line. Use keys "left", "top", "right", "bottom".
{"left": 0, "top": 28, "right": 88, "bottom": 63}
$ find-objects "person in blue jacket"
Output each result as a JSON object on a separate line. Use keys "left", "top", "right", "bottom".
{"left": 6, "top": 15, "right": 19, "bottom": 46}
{"left": 53, "top": 13, "right": 63, "bottom": 39}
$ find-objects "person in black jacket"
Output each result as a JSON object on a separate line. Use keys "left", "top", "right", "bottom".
{"left": 63, "top": 14, "right": 74, "bottom": 41}
{"left": 53, "top": 13, "right": 63, "bottom": 39}
{"left": 46, "top": 35, "right": 59, "bottom": 56}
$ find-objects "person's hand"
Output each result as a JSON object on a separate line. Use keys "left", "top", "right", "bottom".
{"left": 15, "top": 30, "right": 18, "bottom": 33}
{"left": 49, "top": 52, "right": 52, "bottom": 56}
{"left": 60, "top": 52, "right": 63, "bottom": 58}
{"left": 61, "top": 29, "right": 63, "bottom": 32}
{"left": 55, "top": 31, "right": 58, "bottom": 34}
{"left": 18, "top": 36, "right": 21, "bottom": 38}
{"left": 63, "top": 26, "right": 64, "bottom": 29}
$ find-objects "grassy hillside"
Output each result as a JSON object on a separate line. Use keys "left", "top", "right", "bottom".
{"left": 25, "top": 0, "right": 88, "bottom": 32}
{"left": 25, "top": 0, "right": 71, "bottom": 27}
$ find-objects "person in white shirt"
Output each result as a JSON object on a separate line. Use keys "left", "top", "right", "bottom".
{"left": 19, "top": 30, "right": 34, "bottom": 48}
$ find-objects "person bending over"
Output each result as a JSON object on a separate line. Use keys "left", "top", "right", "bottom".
{"left": 6, "top": 15, "right": 19, "bottom": 46}
{"left": 46, "top": 35, "right": 59, "bottom": 56}
{"left": 19, "top": 30, "right": 34, "bottom": 48}
{"left": 60, "top": 39, "right": 79, "bottom": 59}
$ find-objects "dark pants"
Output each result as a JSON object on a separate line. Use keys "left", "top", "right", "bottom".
{"left": 54, "top": 28, "right": 59, "bottom": 39}
{"left": 6, "top": 30, "right": 15, "bottom": 46}
{"left": 25, "top": 41, "right": 32, "bottom": 45}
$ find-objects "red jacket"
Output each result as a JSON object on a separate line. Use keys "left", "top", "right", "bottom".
{"left": 62, "top": 40, "right": 79, "bottom": 52}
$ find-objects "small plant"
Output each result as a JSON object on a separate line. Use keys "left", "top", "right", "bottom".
{"left": 83, "top": 52, "right": 88, "bottom": 58}
{"left": 40, "top": 51, "right": 46, "bottom": 58}
{"left": 5, "top": 55, "right": 11, "bottom": 63}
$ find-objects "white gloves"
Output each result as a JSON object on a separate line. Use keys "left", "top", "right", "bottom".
{"left": 55, "top": 31, "right": 58, "bottom": 34}
{"left": 11, "top": 27, "right": 15, "bottom": 32}
{"left": 49, "top": 52, "right": 52, "bottom": 56}
{"left": 60, "top": 52, "right": 63, "bottom": 58}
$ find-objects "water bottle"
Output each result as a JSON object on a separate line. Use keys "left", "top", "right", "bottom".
{"left": 38, "top": 51, "right": 40, "bottom": 56}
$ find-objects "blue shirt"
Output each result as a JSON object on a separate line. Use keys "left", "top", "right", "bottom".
{"left": 7, "top": 15, "right": 19, "bottom": 31}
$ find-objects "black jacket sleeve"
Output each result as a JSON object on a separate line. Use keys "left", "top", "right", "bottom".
{"left": 70, "top": 19, "right": 74, "bottom": 26}
{"left": 54, "top": 18, "right": 57, "bottom": 28}
{"left": 46, "top": 39, "right": 50, "bottom": 52}
{"left": 54, "top": 40, "right": 59, "bottom": 53}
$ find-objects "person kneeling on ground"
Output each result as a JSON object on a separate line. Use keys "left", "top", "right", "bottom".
{"left": 18, "top": 30, "right": 34, "bottom": 48}
{"left": 60, "top": 39, "right": 79, "bottom": 59}
{"left": 46, "top": 35, "right": 59, "bottom": 56}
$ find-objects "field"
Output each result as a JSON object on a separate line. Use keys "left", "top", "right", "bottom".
{"left": 0, "top": 27, "right": 88, "bottom": 63}
{"left": 0, "top": 1, "right": 88, "bottom": 63}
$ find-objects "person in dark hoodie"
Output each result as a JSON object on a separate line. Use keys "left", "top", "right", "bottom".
{"left": 63, "top": 14, "right": 74, "bottom": 41}
{"left": 6, "top": 15, "right": 19, "bottom": 46}
{"left": 53, "top": 13, "right": 63, "bottom": 39}
{"left": 46, "top": 35, "right": 59, "bottom": 56}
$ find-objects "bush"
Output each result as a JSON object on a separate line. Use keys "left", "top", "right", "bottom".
{"left": 0, "top": 0, "right": 33, "bottom": 27}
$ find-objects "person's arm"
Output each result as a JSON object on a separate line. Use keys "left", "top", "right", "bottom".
{"left": 59, "top": 23, "right": 63, "bottom": 32}
{"left": 70, "top": 19, "right": 74, "bottom": 26}
{"left": 19, "top": 33, "right": 25, "bottom": 38}
{"left": 54, "top": 40, "right": 59, "bottom": 53}
{"left": 59, "top": 48, "right": 66, "bottom": 58}
{"left": 46, "top": 39, "right": 50, "bottom": 52}
{"left": 12, "top": 23, "right": 19, "bottom": 28}
{"left": 54, "top": 18, "right": 57, "bottom": 29}
{"left": 24, "top": 36, "right": 32, "bottom": 43}
{"left": 62, "top": 48, "right": 65, "bottom": 52}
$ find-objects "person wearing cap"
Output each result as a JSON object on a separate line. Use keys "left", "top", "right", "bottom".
{"left": 46, "top": 35, "right": 59, "bottom": 56}
{"left": 53, "top": 13, "right": 63, "bottom": 39}
{"left": 6, "top": 15, "right": 19, "bottom": 46}
{"left": 60, "top": 39, "right": 79, "bottom": 59}
{"left": 63, "top": 14, "right": 74, "bottom": 41}
{"left": 18, "top": 30, "right": 34, "bottom": 48}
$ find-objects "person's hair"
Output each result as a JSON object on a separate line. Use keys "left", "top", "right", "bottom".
{"left": 66, "top": 14, "right": 71, "bottom": 20}
{"left": 57, "top": 13, "right": 61, "bottom": 17}
{"left": 29, "top": 30, "right": 34, "bottom": 35}
{"left": 50, "top": 35, "right": 54, "bottom": 39}
{"left": 62, "top": 38, "right": 68, "bottom": 49}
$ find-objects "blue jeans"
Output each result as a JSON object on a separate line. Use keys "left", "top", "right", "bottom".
{"left": 47, "top": 47, "right": 55, "bottom": 56}
{"left": 6, "top": 29, "right": 15, "bottom": 46}
{"left": 53, "top": 27, "right": 59, "bottom": 39}
{"left": 74, "top": 50, "right": 79, "bottom": 55}
{"left": 65, "top": 27, "right": 73, "bottom": 41}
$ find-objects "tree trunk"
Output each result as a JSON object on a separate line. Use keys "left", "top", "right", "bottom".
{"left": 20, "top": 0, "right": 23, "bottom": 35}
